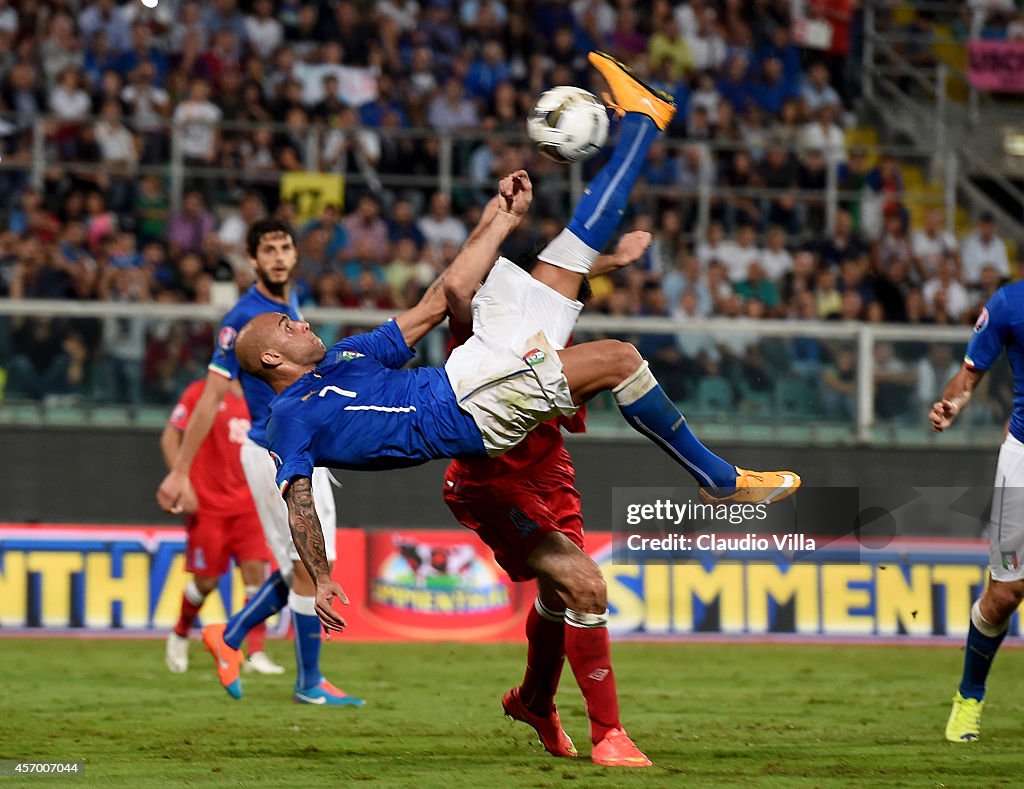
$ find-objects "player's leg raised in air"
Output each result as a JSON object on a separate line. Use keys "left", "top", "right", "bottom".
{"left": 202, "top": 454, "right": 364, "bottom": 706}
{"left": 945, "top": 452, "right": 1024, "bottom": 741}
{"left": 448, "top": 50, "right": 799, "bottom": 504}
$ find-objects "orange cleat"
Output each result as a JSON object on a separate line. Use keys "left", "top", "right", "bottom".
{"left": 502, "top": 687, "right": 578, "bottom": 758}
{"left": 587, "top": 51, "right": 677, "bottom": 130}
{"left": 699, "top": 467, "right": 801, "bottom": 506}
{"left": 202, "top": 623, "right": 244, "bottom": 699}
{"left": 591, "top": 727, "right": 653, "bottom": 768}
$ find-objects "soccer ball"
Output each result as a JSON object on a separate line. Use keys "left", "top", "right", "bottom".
{"left": 527, "top": 86, "right": 609, "bottom": 164}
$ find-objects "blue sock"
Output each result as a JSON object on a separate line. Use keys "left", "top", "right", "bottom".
{"left": 566, "top": 113, "right": 658, "bottom": 252}
{"left": 292, "top": 609, "right": 323, "bottom": 690}
{"left": 223, "top": 570, "right": 289, "bottom": 650}
{"left": 959, "top": 620, "right": 1007, "bottom": 701}
{"left": 615, "top": 366, "right": 737, "bottom": 490}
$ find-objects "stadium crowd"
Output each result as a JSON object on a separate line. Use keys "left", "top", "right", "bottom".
{"left": 0, "top": 1, "right": 1016, "bottom": 424}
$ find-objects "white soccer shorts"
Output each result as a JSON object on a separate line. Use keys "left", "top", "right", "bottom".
{"left": 240, "top": 439, "right": 337, "bottom": 574}
{"left": 986, "top": 433, "right": 1024, "bottom": 582}
{"left": 445, "top": 257, "right": 581, "bottom": 456}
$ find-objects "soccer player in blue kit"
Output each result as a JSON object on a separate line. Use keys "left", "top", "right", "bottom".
{"left": 933, "top": 282, "right": 1024, "bottom": 742}
{"left": 157, "top": 218, "right": 363, "bottom": 706}
{"left": 234, "top": 53, "right": 801, "bottom": 631}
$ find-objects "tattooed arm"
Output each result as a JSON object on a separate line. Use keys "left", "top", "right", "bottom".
{"left": 394, "top": 271, "right": 450, "bottom": 347}
{"left": 285, "top": 476, "right": 348, "bottom": 632}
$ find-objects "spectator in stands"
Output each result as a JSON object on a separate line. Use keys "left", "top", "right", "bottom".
{"left": 819, "top": 209, "right": 868, "bottom": 269}
{"left": 751, "top": 56, "right": 798, "bottom": 116}
{"left": 387, "top": 198, "right": 427, "bottom": 249}
{"left": 342, "top": 195, "right": 389, "bottom": 267}
{"left": 116, "top": 22, "right": 169, "bottom": 83}
{"left": 799, "top": 105, "right": 846, "bottom": 166}
{"left": 40, "top": 14, "right": 83, "bottom": 88}
{"left": 134, "top": 176, "right": 169, "bottom": 247}
{"left": 648, "top": 14, "right": 693, "bottom": 80}
{"left": 417, "top": 191, "right": 468, "bottom": 252}
{"left": 466, "top": 40, "right": 511, "bottom": 101}
{"left": 736, "top": 260, "right": 782, "bottom": 315}
{"left": 911, "top": 207, "right": 959, "bottom": 280}
{"left": 960, "top": 211, "right": 1010, "bottom": 286}
{"left": 168, "top": 190, "right": 216, "bottom": 257}
{"left": 246, "top": 0, "right": 285, "bottom": 60}
{"left": 49, "top": 67, "right": 92, "bottom": 130}
{"left": 173, "top": 77, "right": 222, "bottom": 175}
{"left": 687, "top": 5, "right": 727, "bottom": 72}
{"left": 916, "top": 343, "right": 960, "bottom": 414}
{"left": 801, "top": 61, "right": 842, "bottom": 114}
{"left": 873, "top": 341, "right": 916, "bottom": 421}
{"left": 876, "top": 208, "right": 913, "bottom": 279}
{"left": 94, "top": 100, "right": 138, "bottom": 213}
{"left": 6, "top": 318, "right": 87, "bottom": 402}
{"left": 798, "top": 147, "right": 828, "bottom": 233}
{"left": 758, "top": 139, "right": 800, "bottom": 233}
{"left": 761, "top": 225, "right": 793, "bottom": 284}
{"left": 923, "top": 256, "right": 971, "bottom": 323}
{"left": 428, "top": 77, "right": 480, "bottom": 132}
{"left": 122, "top": 61, "right": 171, "bottom": 164}
{"left": 968, "top": 263, "right": 1003, "bottom": 318}
{"left": 203, "top": 0, "right": 248, "bottom": 52}
{"left": 821, "top": 347, "right": 856, "bottom": 419}
{"left": 720, "top": 151, "right": 762, "bottom": 231}
{"left": 717, "top": 55, "right": 753, "bottom": 113}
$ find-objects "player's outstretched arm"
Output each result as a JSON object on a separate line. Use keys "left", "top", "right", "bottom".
{"left": 444, "top": 170, "right": 533, "bottom": 322}
{"left": 930, "top": 364, "right": 985, "bottom": 432}
{"left": 285, "top": 476, "right": 348, "bottom": 632}
{"left": 158, "top": 424, "right": 198, "bottom": 514}
{"left": 589, "top": 230, "right": 653, "bottom": 277}
{"left": 394, "top": 273, "right": 451, "bottom": 348}
{"left": 156, "top": 370, "right": 232, "bottom": 513}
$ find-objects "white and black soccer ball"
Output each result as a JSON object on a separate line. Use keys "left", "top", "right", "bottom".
{"left": 526, "top": 86, "right": 609, "bottom": 164}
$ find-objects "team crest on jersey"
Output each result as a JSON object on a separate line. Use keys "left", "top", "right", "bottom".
{"left": 340, "top": 350, "right": 364, "bottom": 361}
{"left": 218, "top": 326, "right": 237, "bottom": 351}
{"left": 974, "top": 307, "right": 989, "bottom": 333}
{"left": 170, "top": 404, "right": 187, "bottom": 423}
{"left": 268, "top": 450, "right": 283, "bottom": 469}
{"left": 523, "top": 348, "right": 546, "bottom": 366}
{"left": 1002, "top": 551, "right": 1019, "bottom": 571}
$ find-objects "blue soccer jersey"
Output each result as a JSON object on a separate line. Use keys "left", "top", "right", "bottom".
{"left": 267, "top": 319, "right": 488, "bottom": 492}
{"left": 209, "top": 286, "right": 302, "bottom": 448}
{"left": 964, "top": 282, "right": 1024, "bottom": 443}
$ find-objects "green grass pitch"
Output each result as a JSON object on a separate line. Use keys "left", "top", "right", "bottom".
{"left": 1, "top": 639, "right": 1022, "bottom": 787}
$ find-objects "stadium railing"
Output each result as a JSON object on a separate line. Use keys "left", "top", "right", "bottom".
{"left": 0, "top": 115, "right": 959, "bottom": 241}
{"left": 0, "top": 299, "right": 1001, "bottom": 449}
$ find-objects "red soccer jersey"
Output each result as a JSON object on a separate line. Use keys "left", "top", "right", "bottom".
{"left": 445, "top": 318, "right": 586, "bottom": 483}
{"left": 169, "top": 380, "right": 256, "bottom": 516}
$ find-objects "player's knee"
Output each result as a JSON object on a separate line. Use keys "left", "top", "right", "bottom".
{"left": 564, "top": 565, "right": 607, "bottom": 613}
{"left": 607, "top": 340, "right": 643, "bottom": 379}
{"left": 983, "top": 581, "right": 1024, "bottom": 622}
{"left": 194, "top": 575, "right": 219, "bottom": 595}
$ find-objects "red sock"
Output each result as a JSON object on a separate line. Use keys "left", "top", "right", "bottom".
{"left": 173, "top": 579, "right": 208, "bottom": 638}
{"left": 564, "top": 608, "right": 621, "bottom": 744}
{"left": 245, "top": 592, "right": 267, "bottom": 655}
{"left": 519, "top": 597, "right": 566, "bottom": 716}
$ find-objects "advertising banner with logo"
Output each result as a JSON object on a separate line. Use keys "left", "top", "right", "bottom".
{"left": 0, "top": 524, "right": 1005, "bottom": 639}
{"left": 967, "top": 40, "right": 1024, "bottom": 93}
